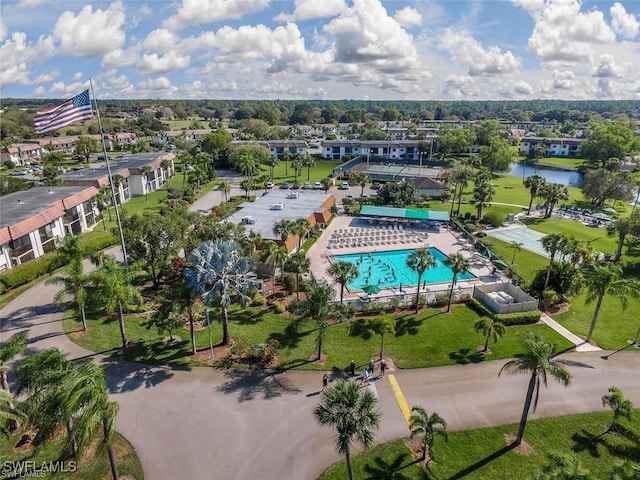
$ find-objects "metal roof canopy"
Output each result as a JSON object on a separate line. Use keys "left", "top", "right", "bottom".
{"left": 359, "top": 206, "right": 450, "bottom": 221}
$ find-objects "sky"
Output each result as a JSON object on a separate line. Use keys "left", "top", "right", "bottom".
{"left": 1, "top": 0, "right": 640, "bottom": 101}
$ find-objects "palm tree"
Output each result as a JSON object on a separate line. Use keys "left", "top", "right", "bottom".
{"left": 607, "top": 211, "right": 640, "bottom": 262}
{"left": 601, "top": 386, "right": 633, "bottom": 435}
{"left": 536, "top": 453, "right": 593, "bottom": 480}
{"left": 285, "top": 249, "right": 310, "bottom": 299}
{"left": 539, "top": 183, "right": 569, "bottom": 218}
{"left": 273, "top": 219, "right": 294, "bottom": 242}
{"left": 185, "top": 240, "right": 257, "bottom": 346}
{"left": 218, "top": 179, "right": 231, "bottom": 202}
{"left": 406, "top": 248, "right": 436, "bottom": 313}
{"left": 291, "top": 155, "right": 304, "bottom": 183}
{"left": 261, "top": 241, "right": 289, "bottom": 284}
{"left": 473, "top": 178, "right": 494, "bottom": 220}
{"left": 292, "top": 218, "right": 311, "bottom": 248}
{"left": 303, "top": 154, "right": 315, "bottom": 180}
{"left": 96, "top": 185, "right": 113, "bottom": 225}
{"left": 160, "top": 158, "right": 171, "bottom": 182}
{"left": 327, "top": 261, "right": 359, "bottom": 304}
{"left": 59, "top": 362, "right": 120, "bottom": 480}
{"left": 321, "top": 177, "right": 332, "bottom": 193}
{"left": 141, "top": 165, "right": 152, "bottom": 202}
{"left": 0, "top": 389, "right": 26, "bottom": 427}
{"left": 111, "top": 174, "right": 125, "bottom": 205}
{"left": 0, "top": 332, "right": 27, "bottom": 392}
{"left": 409, "top": 405, "right": 448, "bottom": 463}
{"left": 474, "top": 316, "right": 506, "bottom": 352}
{"left": 509, "top": 241, "right": 523, "bottom": 264}
{"left": 368, "top": 314, "right": 395, "bottom": 361}
{"left": 240, "top": 177, "right": 256, "bottom": 199}
{"left": 444, "top": 253, "right": 470, "bottom": 313}
{"left": 282, "top": 150, "right": 291, "bottom": 177}
{"left": 56, "top": 234, "right": 85, "bottom": 264}
{"left": 499, "top": 332, "right": 572, "bottom": 445}
{"left": 583, "top": 264, "right": 640, "bottom": 342}
{"left": 89, "top": 256, "right": 142, "bottom": 351}
{"left": 236, "top": 151, "right": 258, "bottom": 178}
{"left": 313, "top": 379, "right": 381, "bottom": 480}
{"left": 46, "top": 258, "right": 91, "bottom": 331}
{"left": 524, "top": 174, "right": 546, "bottom": 215}
{"left": 542, "top": 233, "right": 568, "bottom": 291}
{"left": 264, "top": 155, "right": 280, "bottom": 179}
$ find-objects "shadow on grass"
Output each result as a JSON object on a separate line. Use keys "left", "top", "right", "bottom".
{"left": 277, "top": 358, "right": 314, "bottom": 371}
{"left": 449, "top": 348, "right": 485, "bottom": 365}
{"left": 125, "top": 338, "right": 193, "bottom": 365}
{"left": 363, "top": 451, "right": 427, "bottom": 480}
{"left": 448, "top": 443, "right": 517, "bottom": 480}
{"left": 217, "top": 369, "right": 302, "bottom": 402}
{"left": 602, "top": 424, "right": 640, "bottom": 462}
{"left": 231, "top": 309, "right": 269, "bottom": 326}
{"left": 394, "top": 316, "right": 425, "bottom": 337}
{"left": 572, "top": 429, "right": 605, "bottom": 458}
{"left": 267, "top": 323, "right": 311, "bottom": 349}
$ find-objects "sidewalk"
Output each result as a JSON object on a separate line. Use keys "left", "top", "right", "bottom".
{"left": 540, "top": 313, "right": 601, "bottom": 352}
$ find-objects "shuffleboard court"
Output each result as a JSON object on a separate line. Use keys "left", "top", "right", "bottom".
{"left": 486, "top": 226, "right": 549, "bottom": 258}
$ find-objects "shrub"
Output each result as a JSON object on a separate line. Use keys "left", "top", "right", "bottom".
{"left": 0, "top": 253, "right": 60, "bottom": 290}
{"left": 481, "top": 211, "right": 504, "bottom": 228}
{"left": 4, "top": 160, "right": 16, "bottom": 169}
{"left": 81, "top": 234, "right": 117, "bottom": 254}
{"left": 432, "top": 293, "right": 449, "bottom": 307}
{"left": 271, "top": 300, "right": 285, "bottom": 314}
{"left": 283, "top": 274, "right": 297, "bottom": 295}
{"left": 464, "top": 223, "right": 477, "bottom": 233}
{"left": 389, "top": 298, "right": 400, "bottom": 311}
{"left": 539, "top": 289, "right": 561, "bottom": 310}
{"left": 252, "top": 295, "right": 266, "bottom": 306}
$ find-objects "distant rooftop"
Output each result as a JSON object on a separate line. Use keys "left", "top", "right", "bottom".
{"left": 227, "top": 190, "right": 332, "bottom": 240}
{"left": 1, "top": 186, "right": 90, "bottom": 229}
{"left": 60, "top": 152, "right": 171, "bottom": 182}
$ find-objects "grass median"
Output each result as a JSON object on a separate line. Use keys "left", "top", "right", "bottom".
{"left": 318, "top": 409, "right": 640, "bottom": 480}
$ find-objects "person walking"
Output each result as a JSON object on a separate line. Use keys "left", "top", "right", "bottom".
{"left": 380, "top": 359, "right": 387, "bottom": 377}
{"left": 368, "top": 358, "right": 375, "bottom": 376}
{"left": 322, "top": 373, "right": 329, "bottom": 390}
{"left": 349, "top": 360, "right": 356, "bottom": 377}
{"left": 362, "top": 368, "right": 370, "bottom": 385}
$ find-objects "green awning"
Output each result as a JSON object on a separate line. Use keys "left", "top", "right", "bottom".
{"left": 359, "top": 205, "right": 450, "bottom": 222}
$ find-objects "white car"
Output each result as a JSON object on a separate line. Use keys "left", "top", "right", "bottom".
{"left": 313, "top": 182, "right": 323, "bottom": 190}
{"left": 340, "top": 182, "right": 350, "bottom": 190}
{"left": 266, "top": 182, "right": 274, "bottom": 189}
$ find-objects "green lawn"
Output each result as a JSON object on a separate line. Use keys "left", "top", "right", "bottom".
{"left": 0, "top": 427, "right": 143, "bottom": 480}
{"left": 263, "top": 160, "right": 341, "bottom": 184}
{"left": 522, "top": 217, "right": 617, "bottom": 256}
{"left": 480, "top": 236, "right": 547, "bottom": 282}
{"left": 162, "top": 119, "right": 208, "bottom": 130}
{"left": 534, "top": 157, "right": 585, "bottom": 170}
{"left": 64, "top": 303, "right": 572, "bottom": 370}
{"left": 319, "top": 410, "right": 640, "bottom": 480}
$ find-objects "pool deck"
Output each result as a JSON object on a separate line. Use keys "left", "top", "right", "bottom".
{"left": 307, "top": 216, "right": 501, "bottom": 303}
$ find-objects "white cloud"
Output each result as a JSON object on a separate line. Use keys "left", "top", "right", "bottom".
{"left": 16, "top": 0, "right": 48, "bottom": 7}
{"left": 0, "top": 21, "right": 6, "bottom": 42}
{"left": 143, "top": 28, "right": 180, "bottom": 53}
{"left": 33, "top": 71, "right": 60, "bottom": 84}
{"left": 33, "top": 86, "right": 46, "bottom": 96}
{"left": 438, "top": 29, "right": 521, "bottom": 76}
{"left": 592, "top": 53, "right": 630, "bottom": 78}
{"left": 49, "top": 80, "right": 90, "bottom": 96}
{"left": 138, "top": 51, "right": 191, "bottom": 74}
{"left": 275, "top": 0, "right": 346, "bottom": 22}
{"left": 53, "top": 1, "right": 126, "bottom": 57}
{"left": 72, "top": 72, "right": 83, "bottom": 82}
{"left": 497, "top": 79, "right": 535, "bottom": 97}
{"left": 393, "top": 7, "right": 423, "bottom": 28}
{"left": 164, "top": 0, "right": 270, "bottom": 30}
{"left": 0, "top": 63, "right": 29, "bottom": 89}
{"left": 610, "top": 2, "right": 639, "bottom": 39}
{"left": 552, "top": 69, "right": 575, "bottom": 90}
{"left": 102, "top": 48, "right": 139, "bottom": 68}
{"left": 0, "top": 32, "right": 56, "bottom": 87}
{"left": 518, "top": 0, "right": 615, "bottom": 64}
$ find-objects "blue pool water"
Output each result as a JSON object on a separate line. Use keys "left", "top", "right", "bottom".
{"left": 332, "top": 248, "right": 476, "bottom": 291}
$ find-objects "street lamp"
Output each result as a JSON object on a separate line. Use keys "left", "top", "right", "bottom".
{"left": 205, "top": 309, "right": 214, "bottom": 361}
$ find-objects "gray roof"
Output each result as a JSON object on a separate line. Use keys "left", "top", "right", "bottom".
{"left": 60, "top": 152, "right": 167, "bottom": 182}
{"left": 227, "top": 190, "right": 332, "bottom": 240}
{"left": 1, "top": 186, "right": 89, "bottom": 229}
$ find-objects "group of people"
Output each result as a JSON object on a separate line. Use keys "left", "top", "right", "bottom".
{"left": 355, "top": 253, "right": 398, "bottom": 287}
{"left": 322, "top": 358, "right": 389, "bottom": 390}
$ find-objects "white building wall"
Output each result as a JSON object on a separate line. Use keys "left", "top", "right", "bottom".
{"left": 0, "top": 244, "right": 10, "bottom": 272}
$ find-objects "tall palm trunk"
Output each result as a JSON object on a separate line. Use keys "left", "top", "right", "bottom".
{"left": 527, "top": 195, "right": 534, "bottom": 215}
{"left": 117, "top": 302, "right": 127, "bottom": 350}
{"left": 586, "top": 294, "right": 604, "bottom": 342}
{"left": 543, "top": 254, "right": 555, "bottom": 290}
{"left": 614, "top": 235, "right": 626, "bottom": 262}
{"left": 447, "top": 274, "right": 456, "bottom": 313}
{"left": 0, "top": 369, "right": 9, "bottom": 392}
{"left": 339, "top": 284, "right": 345, "bottom": 304}
{"left": 188, "top": 309, "right": 196, "bottom": 355}
{"left": 515, "top": 374, "right": 537, "bottom": 445}
{"left": 107, "top": 445, "right": 119, "bottom": 480}
{"left": 221, "top": 306, "right": 230, "bottom": 346}
{"left": 345, "top": 446, "right": 354, "bottom": 480}
{"left": 80, "top": 306, "right": 87, "bottom": 331}
{"left": 484, "top": 333, "right": 491, "bottom": 352}
{"left": 456, "top": 185, "right": 464, "bottom": 215}
{"left": 415, "top": 273, "right": 423, "bottom": 313}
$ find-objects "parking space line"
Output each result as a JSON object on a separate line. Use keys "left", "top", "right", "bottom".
{"left": 387, "top": 374, "right": 411, "bottom": 426}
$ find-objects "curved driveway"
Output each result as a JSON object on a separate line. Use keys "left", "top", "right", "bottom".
{"left": 1, "top": 261, "right": 640, "bottom": 480}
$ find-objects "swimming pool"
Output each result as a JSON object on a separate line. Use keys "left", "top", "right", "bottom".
{"left": 331, "top": 248, "right": 476, "bottom": 291}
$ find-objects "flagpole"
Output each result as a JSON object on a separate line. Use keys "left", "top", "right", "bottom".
{"left": 89, "top": 78, "right": 128, "bottom": 267}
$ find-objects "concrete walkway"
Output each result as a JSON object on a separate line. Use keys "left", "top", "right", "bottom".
{"left": 540, "top": 313, "right": 602, "bottom": 352}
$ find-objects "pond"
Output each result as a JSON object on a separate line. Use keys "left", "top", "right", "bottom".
{"left": 502, "top": 162, "right": 584, "bottom": 187}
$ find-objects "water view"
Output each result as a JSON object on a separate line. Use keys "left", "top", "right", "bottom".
{"left": 503, "top": 162, "right": 584, "bottom": 187}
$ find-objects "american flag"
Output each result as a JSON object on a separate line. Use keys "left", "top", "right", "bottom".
{"left": 33, "top": 89, "right": 93, "bottom": 135}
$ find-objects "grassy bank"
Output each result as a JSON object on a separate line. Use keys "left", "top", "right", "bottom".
{"left": 319, "top": 409, "right": 640, "bottom": 480}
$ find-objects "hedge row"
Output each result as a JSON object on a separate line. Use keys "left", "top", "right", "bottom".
{"left": 0, "top": 234, "right": 118, "bottom": 293}
{"left": 468, "top": 297, "right": 541, "bottom": 326}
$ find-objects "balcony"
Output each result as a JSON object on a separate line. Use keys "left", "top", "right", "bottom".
{"left": 10, "top": 244, "right": 33, "bottom": 258}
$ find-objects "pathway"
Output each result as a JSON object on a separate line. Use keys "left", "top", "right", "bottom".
{"left": 540, "top": 313, "right": 601, "bottom": 352}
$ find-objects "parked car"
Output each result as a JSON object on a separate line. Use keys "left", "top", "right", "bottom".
{"left": 339, "top": 182, "right": 350, "bottom": 190}
{"left": 9, "top": 170, "right": 25, "bottom": 176}
{"left": 371, "top": 182, "right": 380, "bottom": 190}
{"left": 266, "top": 181, "right": 274, "bottom": 189}
{"left": 292, "top": 182, "right": 300, "bottom": 189}
{"left": 313, "top": 181, "right": 323, "bottom": 190}
{"left": 302, "top": 182, "right": 311, "bottom": 189}
{"left": 279, "top": 182, "right": 290, "bottom": 189}
{"left": 362, "top": 193, "right": 369, "bottom": 198}
{"left": 346, "top": 194, "right": 354, "bottom": 201}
